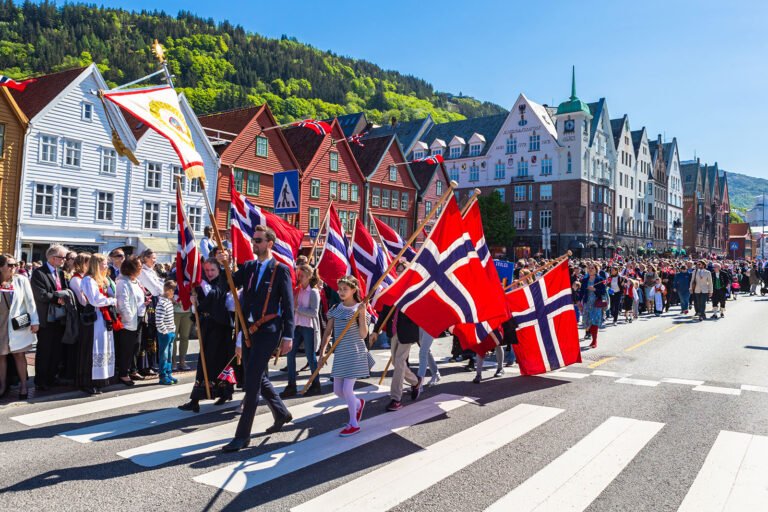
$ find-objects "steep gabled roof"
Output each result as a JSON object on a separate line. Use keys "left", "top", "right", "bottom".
{"left": 587, "top": 99, "right": 605, "bottom": 147}
{"left": 729, "top": 222, "right": 749, "bottom": 238}
{"left": 281, "top": 124, "right": 325, "bottom": 171}
{"left": 409, "top": 161, "right": 441, "bottom": 195}
{"left": 631, "top": 129, "right": 645, "bottom": 158}
{"left": 421, "top": 113, "right": 507, "bottom": 159}
{"left": 9, "top": 66, "right": 87, "bottom": 120}
{"left": 327, "top": 112, "right": 368, "bottom": 138}
{"left": 366, "top": 116, "right": 434, "bottom": 155}
{"left": 662, "top": 139, "right": 677, "bottom": 171}
{"left": 610, "top": 117, "right": 626, "bottom": 150}
{"left": 719, "top": 170, "right": 728, "bottom": 198}
{"left": 198, "top": 105, "right": 261, "bottom": 136}
{"left": 680, "top": 160, "right": 700, "bottom": 195}
{"left": 350, "top": 134, "right": 393, "bottom": 177}
{"left": 708, "top": 163, "right": 719, "bottom": 198}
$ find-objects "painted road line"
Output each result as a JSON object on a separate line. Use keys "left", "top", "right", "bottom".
{"left": 591, "top": 369, "right": 631, "bottom": 378}
{"left": 588, "top": 357, "right": 616, "bottom": 369}
{"left": 193, "top": 393, "right": 474, "bottom": 493}
{"left": 549, "top": 371, "right": 591, "bottom": 379}
{"left": 661, "top": 378, "right": 706, "bottom": 386}
{"left": 11, "top": 383, "right": 195, "bottom": 426}
{"left": 625, "top": 335, "right": 658, "bottom": 352}
{"left": 291, "top": 404, "right": 564, "bottom": 512}
{"left": 485, "top": 416, "right": 664, "bottom": 512}
{"left": 119, "top": 385, "right": 388, "bottom": 467}
{"left": 692, "top": 385, "right": 742, "bottom": 396}
{"left": 741, "top": 384, "right": 768, "bottom": 394}
{"left": 678, "top": 431, "right": 768, "bottom": 511}
{"left": 664, "top": 324, "right": 683, "bottom": 333}
{"left": 615, "top": 377, "right": 660, "bottom": 387}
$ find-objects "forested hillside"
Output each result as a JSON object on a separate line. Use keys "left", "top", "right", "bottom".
{"left": 0, "top": 0, "right": 506, "bottom": 122}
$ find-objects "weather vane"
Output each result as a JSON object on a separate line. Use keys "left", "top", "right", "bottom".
{"left": 151, "top": 39, "right": 166, "bottom": 64}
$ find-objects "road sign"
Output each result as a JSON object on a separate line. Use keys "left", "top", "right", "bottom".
{"left": 274, "top": 170, "right": 300, "bottom": 214}
{"left": 646, "top": 242, "right": 653, "bottom": 249}
{"left": 730, "top": 241, "right": 739, "bottom": 251}
{"left": 309, "top": 228, "right": 319, "bottom": 239}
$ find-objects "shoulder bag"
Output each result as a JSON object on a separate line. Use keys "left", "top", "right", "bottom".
{"left": 247, "top": 265, "right": 279, "bottom": 337}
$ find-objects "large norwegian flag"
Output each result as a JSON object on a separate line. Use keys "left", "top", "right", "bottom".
{"left": 375, "top": 197, "right": 508, "bottom": 337}
{"left": 452, "top": 201, "right": 509, "bottom": 353}
{"left": 293, "top": 119, "right": 333, "bottom": 136}
{"left": 176, "top": 189, "right": 203, "bottom": 309}
{"left": 372, "top": 216, "right": 416, "bottom": 262}
{"left": 351, "top": 218, "right": 395, "bottom": 299}
{"left": 0, "top": 75, "right": 36, "bottom": 91}
{"left": 509, "top": 259, "right": 581, "bottom": 375}
{"left": 316, "top": 205, "right": 354, "bottom": 291}
{"left": 229, "top": 180, "right": 303, "bottom": 283}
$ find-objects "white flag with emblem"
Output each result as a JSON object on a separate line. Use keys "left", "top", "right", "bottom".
{"left": 103, "top": 85, "right": 205, "bottom": 179}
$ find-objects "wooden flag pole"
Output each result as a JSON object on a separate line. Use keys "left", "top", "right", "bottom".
{"left": 308, "top": 197, "right": 335, "bottom": 265}
{"left": 461, "top": 189, "right": 482, "bottom": 216}
{"left": 301, "top": 180, "right": 460, "bottom": 394}
{"left": 197, "top": 178, "right": 251, "bottom": 346}
{"left": 504, "top": 251, "right": 573, "bottom": 291}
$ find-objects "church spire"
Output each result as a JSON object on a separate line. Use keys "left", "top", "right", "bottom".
{"left": 570, "top": 65, "right": 577, "bottom": 101}
{"left": 556, "top": 65, "right": 591, "bottom": 116}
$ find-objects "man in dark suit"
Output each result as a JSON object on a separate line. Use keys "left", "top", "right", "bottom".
{"left": 217, "top": 225, "right": 295, "bottom": 452}
{"left": 30, "top": 244, "right": 69, "bottom": 390}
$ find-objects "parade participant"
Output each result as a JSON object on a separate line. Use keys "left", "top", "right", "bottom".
{"left": 643, "top": 265, "right": 658, "bottom": 314}
{"left": 578, "top": 263, "right": 607, "bottom": 349}
{"left": 319, "top": 275, "right": 370, "bottom": 436}
{"left": 417, "top": 327, "right": 440, "bottom": 387}
{"left": 115, "top": 256, "right": 145, "bottom": 387}
{"left": 199, "top": 226, "right": 215, "bottom": 259}
{"left": 172, "top": 288, "right": 193, "bottom": 372}
{"left": 621, "top": 276, "right": 635, "bottom": 323}
{"left": 155, "top": 281, "right": 178, "bottom": 385}
{"left": 472, "top": 344, "right": 504, "bottom": 384}
{"left": 179, "top": 258, "right": 236, "bottom": 412}
{"left": 652, "top": 277, "right": 666, "bottom": 316}
{"left": 281, "top": 264, "right": 321, "bottom": 398}
{"left": 710, "top": 262, "right": 730, "bottom": 319}
{"left": 690, "top": 260, "right": 713, "bottom": 321}
{"left": 217, "top": 225, "right": 294, "bottom": 452}
{"left": 674, "top": 261, "right": 693, "bottom": 314}
{"left": 749, "top": 263, "right": 760, "bottom": 295}
{"left": 607, "top": 267, "right": 625, "bottom": 324}
{"left": 78, "top": 254, "right": 117, "bottom": 395}
{"left": 107, "top": 249, "right": 124, "bottom": 281}
{"left": 0, "top": 254, "right": 39, "bottom": 400}
{"left": 63, "top": 251, "right": 77, "bottom": 280}
{"left": 30, "top": 244, "right": 69, "bottom": 391}
{"left": 137, "top": 249, "right": 163, "bottom": 376}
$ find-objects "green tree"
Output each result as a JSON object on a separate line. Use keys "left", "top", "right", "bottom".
{"left": 730, "top": 210, "right": 745, "bottom": 224}
{"left": 478, "top": 191, "right": 515, "bottom": 248}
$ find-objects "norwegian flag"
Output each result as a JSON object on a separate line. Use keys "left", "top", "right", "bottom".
{"left": 351, "top": 218, "right": 395, "bottom": 299}
{"left": 412, "top": 154, "right": 444, "bottom": 165}
{"left": 317, "top": 205, "right": 355, "bottom": 291}
{"left": 508, "top": 259, "right": 581, "bottom": 375}
{"left": 375, "top": 197, "right": 508, "bottom": 337}
{"left": 293, "top": 119, "right": 333, "bottom": 136}
{"left": 217, "top": 365, "right": 237, "bottom": 385}
{"left": 176, "top": 189, "right": 203, "bottom": 310}
{"left": 372, "top": 216, "right": 416, "bottom": 262}
{"left": 0, "top": 75, "right": 36, "bottom": 91}
{"left": 229, "top": 180, "right": 303, "bottom": 284}
{"left": 347, "top": 132, "right": 367, "bottom": 147}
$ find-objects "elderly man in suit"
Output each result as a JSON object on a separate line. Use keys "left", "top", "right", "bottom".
{"left": 217, "top": 225, "right": 295, "bottom": 452}
{"left": 689, "top": 259, "right": 713, "bottom": 322}
{"left": 30, "top": 244, "right": 69, "bottom": 390}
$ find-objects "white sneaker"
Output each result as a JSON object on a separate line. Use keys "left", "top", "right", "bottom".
{"left": 427, "top": 374, "right": 441, "bottom": 387}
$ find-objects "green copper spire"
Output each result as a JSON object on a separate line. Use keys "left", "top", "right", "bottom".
{"left": 556, "top": 65, "right": 591, "bottom": 116}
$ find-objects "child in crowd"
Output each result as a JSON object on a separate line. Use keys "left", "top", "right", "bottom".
{"left": 155, "top": 280, "right": 178, "bottom": 385}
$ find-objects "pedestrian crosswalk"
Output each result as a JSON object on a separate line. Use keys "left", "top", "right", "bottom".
{"left": 9, "top": 378, "right": 768, "bottom": 511}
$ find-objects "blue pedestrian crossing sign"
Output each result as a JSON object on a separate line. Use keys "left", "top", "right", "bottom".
{"left": 646, "top": 242, "right": 653, "bottom": 249}
{"left": 730, "top": 241, "right": 739, "bottom": 251}
{"left": 274, "top": 170, "right": 300, "bottom": 214}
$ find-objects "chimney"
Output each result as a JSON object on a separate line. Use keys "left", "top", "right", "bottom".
{"left": 390, "top": 116, "right": 397, "bottom": 128}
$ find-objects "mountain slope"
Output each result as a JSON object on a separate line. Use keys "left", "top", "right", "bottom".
{"left": 726, "top": 171, "right": 768, "bottom": 213}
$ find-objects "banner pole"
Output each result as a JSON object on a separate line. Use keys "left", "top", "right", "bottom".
{"left": 308, "top": 198, "right": 335, "bottom": 265}
{"left": 504, "top": 251, "right": 572, "bottom": 291}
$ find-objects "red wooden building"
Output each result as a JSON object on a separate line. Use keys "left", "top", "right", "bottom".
{"left": 198, "top": 104, "right": 300, "bottom": 231}
{"left": 410, "top": 161, "right": 451, "bottom": 245}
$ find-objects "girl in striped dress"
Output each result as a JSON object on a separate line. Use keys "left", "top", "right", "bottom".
{"left": 319, "top": 275, "right": 369, "bottom": 437}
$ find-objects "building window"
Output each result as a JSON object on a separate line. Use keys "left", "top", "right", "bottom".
{"left": 40, "top": 135, "right": 57, "bottom": 163}
{"left": 188, "top": 206, "right": 202, "bottom": 232}
{"left": 64, "top": 139, "right": 81, "bottom": 167}
{"left": 82, "top": 102, "right": 93, "bottom": 121}
{"left": 436, "top": 180, "right": 443, "bottom": 195}
{"left": 190, "top": 178, "right": 201, "bottom": 193}
{"left": 59, "top": 186, "right": 78, "bottom": 218}
{"left": 101, "top": 148, "right": 117, "bottom": 174}
{"left": 339, "top": 210, "right": 348, "bottom": 233}
{"left": 308, "top": 207, "right": 320, "bottom": 230}
{"left": 506, "top": 137, "right": 517, "bottom": 154}
{"left": 449, "top": 168, "right": 459, "bottom": 182}
{"left": 469, "top": 164, "right": 479, "bottom": 182}
{"left": 541, "top": 157, "right": 552, "bottom": 176}
{"left": 143, "top": 202, "right": 160, "bottom": 230}
{"left": 389, "top": 166, "right": 397, "bottom": 182}
{"left": 431, "top": 147, "right": 443, "bottom": 156}
{"left": 246, "top": 172, "right": 259, "bottom": 196}
{"left": 168, "top": 204, "right": 177, "bottom": 231}
{"left": 34, "top": 184, "right": 54, "bottom": 216}
{"left": 232, "top": 169, "right": 244, "bottom": 193}
{"left": 413, "top": 150, "right": 425, "bottom": 160}
{"left": 146, "top": 162, "right": 162, "bottom": 189}
{"left": 172, "top": 165, "right": 185, "bottom": 191}
{"left": 255, "top": 136, "right": 268, "bottom": 157}
{"left": 349, "top": 211, "right": 358, "bottom": 228}
{"left": 97, "top": 191, "right": 114, "bottom": 221}
{"left": 399, "top": 218, "right": 408, "bottom": 238}
{"left": 517, "top": 160, "right": 529, "bottom": 177}
{"left": 514, "top": 185, "right": 526, "bottom": 202}
{"left": 329, "top": 151, "right": 339, "bottom": 171}
{"left": 540, "top": 184, "right": 553, "bottom": 200}
{"left": 450, "top": 146, "right": 461, "bottom": 159}
{"left": 340, "top": 182, "right": 349, "bottom": 201}
{"left": 495, "top": 163, "right": 506, "bottom": 180}
{"left": 329, "top": 181, "right": 338, "bottom": 199}
{"left": 391, "top": 190, "right": 399, "bottom": 210}
{"left": 514, "top": 210, "right": 526, "bottom": 230}
{"left": 401, "top": 192, "right": 409, "bottom": 210}
{"left": 0, "top": 124, "right": 5, "bottom": 158}
{"left": 310, "top": 179, "right": 321, "bottom": 199}
{"left": 529, "top": 133, "right": 540, "bottom": 151}
{"left": 350, "top": 184, "right": 359, "bottom": 202}
{"left": 540, "top": 210, "right": 552, "bottom": 229}
{"left": 381, "top": 189, "right": 390, "bottom": 209}
{"left": 495, "top": 188, "right": 505, "bottom": 202}
{"left": 469, "top": 144, "right": 482, "bottom": 157}
{"left": 372, "top": 187, "right": 380, "bottom": 207}
{"left": 425, "top": 201, "right": 432, "bottom": 215}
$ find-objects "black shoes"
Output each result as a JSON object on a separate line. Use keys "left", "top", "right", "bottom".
{"left": 305, "top": 380, "right": 322, "bottom": 396}
{"left": 411, "top": 377, "right": 423, "bottom": 400}
{"left": 265, "top": 413, "right": 293, "bottom": 434}
{"left": 214, "top": 396, "right": 232, "bottom": 406}
{"left": 280, "top": 384, "right": 298, "bottom": 399}
{"left": 178, "top": 400, "right": 200, "bottom": 413}
{"left": 222, "top": 437, "right": 251, "bottom": 452}
{"left": 120, "top": 378, "right": 135, "bottom": 387}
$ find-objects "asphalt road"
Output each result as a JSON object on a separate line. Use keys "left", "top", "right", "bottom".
{"left": 2, "top": 295, "right": 767, "bottom": 511}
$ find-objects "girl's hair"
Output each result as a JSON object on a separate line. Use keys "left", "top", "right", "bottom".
{"left": 120, "top": 256, "right": 142, "bottom": 278}
{"left": 74, "top": 252, "right": 92, "bottom": 274}
{"left": 337, "top": 274, "right": 362, "bottom": 302}
{"left": 296, "top": 264, "right": 320, "bottom": 288}
{"left": 86, "top": 253, "right": 108, "bottom": 287}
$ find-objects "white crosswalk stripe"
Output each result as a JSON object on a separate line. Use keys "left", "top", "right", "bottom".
{"left": 678, "top": 431, "right": 768, "bottom": 512}
{"left": 291, "top": 404, "right": 563, "bottom": 512}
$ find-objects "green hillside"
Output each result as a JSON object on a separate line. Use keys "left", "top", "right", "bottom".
{"left": 726, "top": 171, "right": 768, "bottom": 213}
{"left": 0, "top": 1, "right": 506, "bottom": 123}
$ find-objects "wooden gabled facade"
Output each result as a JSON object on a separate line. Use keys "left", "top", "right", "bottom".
{"left": 199, "top": 104, "right": 301, "bottom": 231}
{"left": 410, "top": 160, "right": 451, "bottom": 246}
{"left": 0, "top": 88, "right": 28, "bottom": 253}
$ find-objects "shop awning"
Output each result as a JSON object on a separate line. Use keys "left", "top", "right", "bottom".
{"left": 138, "top": 237, "right": 176, "bottom": 256}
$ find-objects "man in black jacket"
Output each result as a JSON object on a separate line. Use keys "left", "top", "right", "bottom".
{"left": 372, "top": 303, "right": 422, "bottom": 411}
{"left": 710, "top": 262, "right": 731, "bottom": 319}
{"left": 30, "top": 244, "right": 69, "bottom": 390}
{"left": 217, "top": 225, "right": 295, "bottom": 452}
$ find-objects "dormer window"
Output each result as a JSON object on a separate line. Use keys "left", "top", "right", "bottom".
{"left": 450, "top": 146, "right": 461, "bottom": 159}
{"left": 506, "top": 137, "right": 517, "bottom": 154}
{"left": 529, "top": 132, "right": 540, "bottom": 152}
{"left": 413, "top": 150, "right": 425, "bottom": 160}
{"left": 469, "top": 144, "right": 482, "bottom": 157}
{"left": 431, "top": 147, "right": 443, "bottom": 156}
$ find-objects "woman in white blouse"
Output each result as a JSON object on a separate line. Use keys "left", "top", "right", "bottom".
{"left": 78, "top": 254, "right": 117, "bottom": 395}
{"left": 137, "top": 249, "right": 164, "bottom": 298}
{"left": 136, "top": 249, "right": 164, "bottom": 376}
{"left": 67, "top": 253, "right": 91, "bottom": 308}
{"left": 115, "top": 256, "right": 147, "bottom": 387}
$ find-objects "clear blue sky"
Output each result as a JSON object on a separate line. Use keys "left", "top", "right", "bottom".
{"left": 93, "top": 0, "right": 767, "bottom": 179}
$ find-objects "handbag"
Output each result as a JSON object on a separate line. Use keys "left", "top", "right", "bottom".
{"left": 594, "top": 297, "right": 608, "bottom": 308}
{"left": 11, "top": 313, "right": 31, "bottom": 331}
{"left": 82, "top": 304, "right": 97, "bottom": 326}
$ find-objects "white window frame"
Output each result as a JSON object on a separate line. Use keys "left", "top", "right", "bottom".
{"left": 101, "top": 147, "right": 117, "bottom": 174}
{"left": 33, "top": 183, "right": 55, "bottom": 217}
{"left": 449, "top": 168, "right": 459, "bottom": 182}
{"left": 350, "top": 184, "right": 359, "bottom": 202}
{"left": 255, "top": 136, "right": 268, "bottom": 157}
{"left": 436, "top": 180, "right": 443, "bottom": 195}
{"left": 388, "top": 165, "right": 397, "bottom": 182}
{"left": 506, "top": 138, "right": 517, "bottom": 154}
{"left": 59, "top": 186, "right": 78, "bottom": 219}
{"left": 190, "top": 177, "right": 201, "bottom": 193}
{"left": 81, "top": 102, "right": 94, "bottom": 122}
{"left": 63, "top": 139, "right": 82, "bottom": 168}
{"left": 143, "top": 202, "right": 160, "bottom": 230}
{"left": 540, "top": 184, "right": 553, "bottom": 201}
{"left": 310, "top": 179, "right": 321, "bottom": 199}
{"left": 514, "top": 185, "right": 526, "bottom": 202}
{"left": 391, "top": 190, "right": 399, "bottom": 210}
{"left": 188, "top": 205, "right": 202, "bottom": 232}
{"left": 329, "top": 151, "right": 339, "bottom": 172}
{"left": 495, "top": 163, "right": 506, "bottom": 180}
{"left": 372, "top": 187, "right": 380, "bottom": 207}
{"left": 542, "top": 158, "right": 552, "bottom": 176}
{"left": 517, "top": 160, "right": 528, "bottom": 177}
{"left": 469, "top": 144, "right": 482, "bottom": 157}
{"left": 96, "top": 191, "right": 114, "bottom": 222}
{"left": 540, "top": 210, "right": 552, "bottom": 229}
{"left": 381, "top": 189, "right": 390, "bottom": 209}
{"left": 401, "top": 192, "right": 409, "bottom": 210}
{"left": 146, "top": 162, "right": 162, "bottom": 190}
{"left": 329, "top": 181, "right": 338, "bottom": 199}
{"left": 168, "top": 204, "right": 177, "bottom": 231}
{"left": 413, "top": 150, "right": 425, "bottom": 160}
{"left": 514, "top": 210, "right": 526, "bottom": 230}
{"left": 469, "top": 165, "right": 479, "bottom": 182}
{"left": 340, "top": 182, "right": 349, "bottom": 201}
{"left": 171, "top": 165, "right": 185, "bottom": 192}
{"left": 309, "top": 207, "right": 320, "bottom": 230}
{"left": 449, "top": 146, "right": 462, "bottom": 159}
{"left": 529, "top": 133, "right": 540, "bottom": 152}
